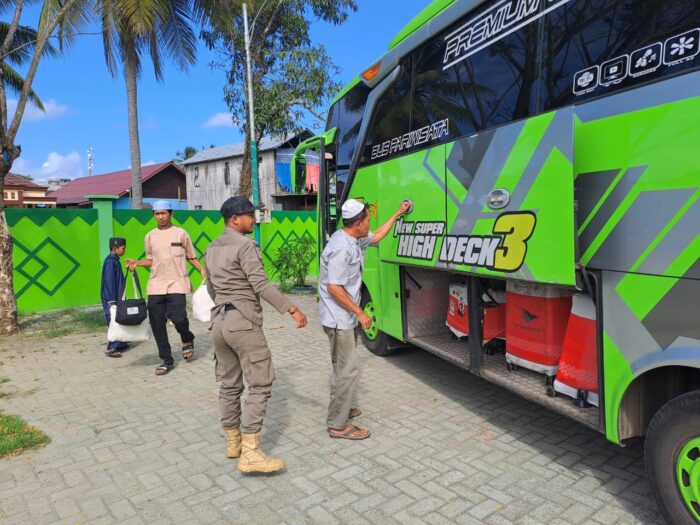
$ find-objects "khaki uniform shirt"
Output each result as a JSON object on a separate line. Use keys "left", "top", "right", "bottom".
{"left": 145, "top": 226, "right": 196, "bottom": 295}
{"left": 204, "top": 228, "right": 292, "bottom": 327}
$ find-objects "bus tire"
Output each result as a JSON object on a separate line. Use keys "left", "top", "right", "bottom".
{"left": 645, "top": 390, "right": 700, "bottom": 525}
{"left": 359, "top": 289, "right": 395, "bottom": 356}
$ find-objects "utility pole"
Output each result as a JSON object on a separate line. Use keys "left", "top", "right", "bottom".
{"left": 87, "top": 147, "right": 94, "bottom": 177}
{"left": 242, "top": 3, "right": 260, "bottom": 244}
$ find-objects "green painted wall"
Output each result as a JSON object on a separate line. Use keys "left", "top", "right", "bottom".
{"left": 7, "top": 209, "right": 100, "bottom": 314}
{"left": 7, "top": 208, "right": 318, "bottom": 314}
{"left": 260, "top": 211, "right": 319, "bottom": 278}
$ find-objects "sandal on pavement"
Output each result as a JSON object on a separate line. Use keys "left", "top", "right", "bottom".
{"left": 105, "top": 349, "right": 122, "bottom": 358}
{"left": 155, "top": 364, "right": 174, "bottom": 375}
{"left": 328, "top": 424, "right": 370, "bottom": 440}
{"left": 349, "top": 408, "right": 362, "bottom": 418}
{"left": 182, "top": 342, "right": 194, "bottom": 361}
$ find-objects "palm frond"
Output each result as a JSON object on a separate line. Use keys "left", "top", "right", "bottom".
{"left": 0, "top": 21, "right": 58, "bottom": 65}
{"left": 157, "top": 0, "right": 196, "bottom": 71}
{"left": 39, "top": 0, "right": 92, "bottom": 52}
{"left": 2, "top": 63, "right": 45, "bottom": 110}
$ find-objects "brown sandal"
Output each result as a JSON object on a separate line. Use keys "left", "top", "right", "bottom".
{"left": 349, "top": 408, "right": 362, "bottom": 418}
{"left": 328, "top": 424, "right": 370, "bottom": 440}
{"left": 182, "top": 342, "right": 194, "bottom": 361}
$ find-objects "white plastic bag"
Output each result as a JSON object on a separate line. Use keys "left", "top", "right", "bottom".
{"left": 108, "top": 305, "right": 151, "bottom": 342}
{"left": 192, "top": 281, "right": 215, "bottom": 322}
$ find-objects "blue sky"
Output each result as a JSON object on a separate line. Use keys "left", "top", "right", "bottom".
{"left": 12, "top": 1, "right": 429, "bottom": 181}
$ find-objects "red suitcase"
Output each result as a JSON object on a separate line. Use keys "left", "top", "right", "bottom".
{"left": 505, "top": 281, "right": 572, "bottom": 376}
{"left": 446, "top": 284, "right": 506, "bottom": 341}
{"left": 554, "top": 294, "right": 599, "bottom": 406}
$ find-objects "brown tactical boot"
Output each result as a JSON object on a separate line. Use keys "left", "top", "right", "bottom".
{"left": 225, "top": 428, "right": 242, "bottom": 458}
{"left": 237, "top": 432, "right": 285, "bottom": 474}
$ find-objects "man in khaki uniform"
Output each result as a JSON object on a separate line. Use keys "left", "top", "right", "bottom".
{"left": 205, "top": 196, "right": 308, "bottom": 474}
{"left": 127, "top": 200, "right": 205, "bottom": 375}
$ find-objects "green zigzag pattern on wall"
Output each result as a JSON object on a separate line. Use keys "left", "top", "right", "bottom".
{"left": 113, "top": 209, "right": 222, "bottom": 226}
{"left": 6, "top": 208, "right": 98, "bottom": 227}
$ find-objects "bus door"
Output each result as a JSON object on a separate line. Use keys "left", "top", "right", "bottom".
{"left": 443, "top": 109, "right": 577, "bottom": 287}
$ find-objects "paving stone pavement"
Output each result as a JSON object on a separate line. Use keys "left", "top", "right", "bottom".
{"left": 0, "top": 294, "right": 664, "bottom": 524}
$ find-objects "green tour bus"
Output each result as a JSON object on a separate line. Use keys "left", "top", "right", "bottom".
{"left": 294, "top": 0, "right": 700, "bottom": 522}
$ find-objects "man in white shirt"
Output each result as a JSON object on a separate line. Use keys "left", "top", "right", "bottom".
{"left": 319, "top": 198, "right": 411, "bottom": 440}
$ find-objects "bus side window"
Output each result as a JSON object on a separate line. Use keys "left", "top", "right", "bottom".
{"left": 411, "top": 12, "right": 539, "bottom": 139}
{"left": 362, "top": 57, "right": 413, "bottom": 165}
{"left": 541, "top": 0, "right": 700, "bottom": 110}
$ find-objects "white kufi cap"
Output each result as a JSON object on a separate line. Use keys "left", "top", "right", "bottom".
{"left": 341, "top": 199, "right": 365, "bottom": 220}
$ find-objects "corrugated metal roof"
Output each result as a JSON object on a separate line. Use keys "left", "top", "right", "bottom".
{"left": 51, "top": 162, "right": 182, "bottom": 205}
{"left": 182, "top": 133, "right": 298, "bottom": 165}
{"left": 5, "top": 173, "right": 48, "bottom": 189}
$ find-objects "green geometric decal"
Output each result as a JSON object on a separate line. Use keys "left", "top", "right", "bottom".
{"left": 13, "top": 238, "right": 80, "bottom": 298}
{"left": 10, "top": 211, "right": 100, "bottom": 313}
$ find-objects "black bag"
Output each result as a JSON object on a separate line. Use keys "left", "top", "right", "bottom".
{"left": 115, "top": 271, "right": 148, "bottom": 326}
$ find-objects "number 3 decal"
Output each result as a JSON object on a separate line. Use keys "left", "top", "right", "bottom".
{"left": 492, "top": 212, "right": 536, "bottom": 272}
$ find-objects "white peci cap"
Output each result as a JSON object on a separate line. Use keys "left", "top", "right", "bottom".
{"left": 341, "top": 199, "right": 365, "bottom": 220}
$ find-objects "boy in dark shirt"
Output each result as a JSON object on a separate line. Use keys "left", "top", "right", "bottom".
{"left": 101, "top": 237, "right": 128, "bottom": 357}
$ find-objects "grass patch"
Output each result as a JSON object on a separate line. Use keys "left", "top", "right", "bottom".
{"left": 0, "top": 412, "right": 50, "bottom": 458}
{"left": 37, "top": 309, "right": 106, "bottom": 339}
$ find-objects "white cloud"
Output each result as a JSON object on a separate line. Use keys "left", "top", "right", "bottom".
{"left": 144, "top": 160, "right": 156, "bottom": 166}
{"left": 14, "top": 151, "right": 83, "bottom": 179}
{"left": 41, "top": 151, "right": 83, "bottom": 178}
{"left": 203, "top": 112, "right": 236, "bottom": 129}
{"left": 8, "top": 98, "right": 69, "bottom": 122}
{"left": 12, "top": 157, "right": 33, "bottom": 175}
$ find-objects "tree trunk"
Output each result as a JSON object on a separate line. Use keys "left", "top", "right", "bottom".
{"left": 124, "top": 53, "right": 143, "bottom": 209}
{"left": 0, "top": 208, "right": 18, "bottom": 334}
{"left": 0, "top": 159, "right": 19, "bottom": 333}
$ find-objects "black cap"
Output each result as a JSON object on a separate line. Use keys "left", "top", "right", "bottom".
{"left": 110, "top": 237, "right": 126, "bottom": 249}
{"left": 220, "top": 196, "right": 264, "bottom": 220}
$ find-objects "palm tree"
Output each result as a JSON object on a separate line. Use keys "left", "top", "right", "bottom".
{"left": 97, "top": 0, "right": 197, "bottom": 208}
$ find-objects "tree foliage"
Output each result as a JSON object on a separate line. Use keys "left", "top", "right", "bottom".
{"left": 202, "top": 0, "right": 357, "bottom": 197}
{"left": 174, "top": 145, "right": 198, "bottom": 163}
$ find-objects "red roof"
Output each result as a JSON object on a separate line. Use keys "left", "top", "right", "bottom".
{"left": 5, "top": 173, "right": 47, "bottom": 189}
{"left": 52, "top": 162, "right": 182, "bottom": 205}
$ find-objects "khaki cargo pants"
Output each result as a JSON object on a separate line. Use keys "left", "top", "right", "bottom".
{"left": 324, "top": 326, "right": 360, "bottom": 429}
{"left": 212, "top": 309, "right": 275, "bottom": 434}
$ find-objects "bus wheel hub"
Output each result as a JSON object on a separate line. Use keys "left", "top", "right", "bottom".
{"left": 363, "top": 301, "right": 378, "bottom": 341}
{"left": 677, "top": 437, "right": 700, "bottom": 520}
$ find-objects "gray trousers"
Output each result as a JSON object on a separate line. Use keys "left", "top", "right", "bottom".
{"left": 212, "top": 309, "right": 275, "bottom": 434}
{"left": 324, "top": 326, "right": 359, "bottom": 429}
